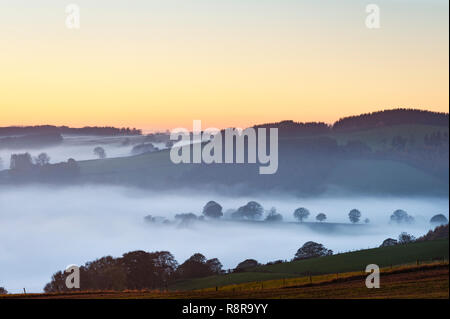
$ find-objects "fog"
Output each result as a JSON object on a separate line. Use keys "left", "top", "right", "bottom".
{"left": 0, "top": 184, "right": 447, "bottom": 293}
{"left": 0, "top": 135, "right": 167, "bottom": 169}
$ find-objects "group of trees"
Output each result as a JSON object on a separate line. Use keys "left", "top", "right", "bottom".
{"left": 149, "top": 201, "right": 439, "bottom": 227}
{"left": 7, "top": 152, "right": 80, "bottom": 181}
{"left": 390, "top": 209, "right": 415, "bottom": 224}
{"left": 380, "top": 232, "right": 416, "bottom": 247}
{"left": 9, "top": 152, "right": 51, "bottom": 170}
{"left": 293, "top": 207, "right": 368, "bottom": 224}
{"left": 44, "top": 239, "right": 338, "bottom": 293}
{"left": 0, "top": 125, "right": 142, "bottom": 136}
{"left": 44, "top": 251, "right": 223, "bottom": 293}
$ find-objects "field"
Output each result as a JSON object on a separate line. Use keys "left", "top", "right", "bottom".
{"left": 171, "top": 239, "right": 449, "bottom": 290}
{"left": 4, "top": 263, "right": 448, "bottom": 299}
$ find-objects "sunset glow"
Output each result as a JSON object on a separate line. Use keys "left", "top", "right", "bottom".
{"left": 0, "top": 0, "right": 448, "bottom": 130}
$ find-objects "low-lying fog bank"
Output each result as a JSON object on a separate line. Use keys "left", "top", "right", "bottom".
{"left": 0, "top": 184, "right": 448, "bottom": 293}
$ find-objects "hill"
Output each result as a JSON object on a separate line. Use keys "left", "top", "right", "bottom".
{"left": 0, "top": 109, "right": 448, "bottom": 196}
{"left": 170, "top": 239, "right": 449, "bottom": 291}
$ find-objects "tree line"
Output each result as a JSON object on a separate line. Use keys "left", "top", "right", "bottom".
{"left": 0, "top": 125, "right": 142, "bottom": 137}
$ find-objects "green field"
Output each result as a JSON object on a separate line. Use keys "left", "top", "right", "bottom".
{"left": 171, "top": 239, "right": 449, "bottom": 291}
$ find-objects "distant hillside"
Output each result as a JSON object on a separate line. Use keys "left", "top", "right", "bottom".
{"left": 0, "top": 109, "right": 448, "bottom": 196}
{"left": 333, "top": 109, "right": 448, "bottom": 132}
{"left": 253, "top": 109, "right": 448, "bottom": 137}
{"left": 0, "top": 125, "right": 142, "bottom": 137}
{"left": 0, "top": 133, "right": 63, "bottom": 150}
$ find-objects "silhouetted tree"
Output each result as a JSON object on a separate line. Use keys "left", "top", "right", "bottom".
{"left": 232, "top": 201, "right": 264, "bottom": 220}
{"left": 205, "top": 258, "right": 223, "bottom": 275}
{"left": 390, "top": 209, "right": 414, "bottom": 224}
{"left": 348, "top": 209, "right": 361, "bottom": 223}
{"left": 294, "top": 241, "right": 333, "bottom": 260}
{"left": 265, "top": 207, "right": 283, "bottom": 222}
{"left": 0, "top": 287, "right": 7, "bottom": 294}
{"left": 10, "top": 153, "right": 34, "bottom": 171}
{"left": 34, "top": 152, "right": 50, "bottom": 166}
{"left": 430, "top": 214, "right": 448, "bottom": 226}
{"left": 294, "top": 207, "right": 310, "bottom": 223}
{"left": 364, "top": 218, "right": 370, "bottom": 224}
{"left": 316, "top": 213, "right": 327, "bottom": 222}
{"left": 202, "top": 201, "right": 223, "bottom": 219}
{"left": 234, "top": 259, "right": 259, "bottom": 272}
{"left": 398, "top": 232, "right": 415, "bottom": 244}
{"left": 177, "top": 253, "right": 221, "bottom": 279}
{"left": 93, "top": 146, "right": 106, "bottom": 159}
{"left": 380, "top": 238, "right": 398, "bottom": 247}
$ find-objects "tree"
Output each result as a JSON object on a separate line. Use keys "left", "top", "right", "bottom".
{"left": 93, "top": 146, "right": 106, "bottom": 159}
{"left": 232, "top": 201, "right": 264, "bottom": 220}
{"left": 380, "top": 238, "right": 398, "bottom": 247}
{"left": 0, "top": 287, "right": 7, "bottom": 294}
{"left": 10, "top": 153, "right": 34, "bottom": 171}
{"left": 294, "top": 241, "right": 333, "bottom": 260}
{"left": 348, "top": 209, "right": 361, "bottom": 223}
{"left": 294, "top": 207, "right": 310, "bottom": 223}
{"left": 364, "top": 218, "right": 370, "bottom": 224}
{"left": 175, "top": 213, "right": 198, "bottom": 226}
{"left": 430, "top": 214, "right": 448, "bottom": 226}
{"left": 234, "top": 259, "right": 259, "bottom": 272}
{"left": 316, "top": 213, "right": 327, "bottom": 222}
{"left": 34, "top": 152, "right": 50, "bottom": 166}
{"left": 398, "top": 232, "right": 415, "bottom": 244}
{"left": 205, "top": 258, "right": 223, "bottom": 275}
{"left": 265, "top": 207, "right": 283, "bottom": 222}
{"left": 176, "top": 253, "right": 221, "bottom": 279}
{"left": 202, "top": 201, "right": 223, "bottom": 219}
{"left": 390, "top": 209, "right": 414, "bottom": 224}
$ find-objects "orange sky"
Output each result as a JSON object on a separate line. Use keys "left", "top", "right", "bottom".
{"left": 0, "top": 1, "right": 448, "bottom": 131}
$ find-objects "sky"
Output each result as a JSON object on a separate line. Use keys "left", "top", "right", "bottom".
{"left": 0, "top": 0, "right": 448, "bottom": 131}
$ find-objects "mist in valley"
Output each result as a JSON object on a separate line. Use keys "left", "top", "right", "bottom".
{"left": 0, "top": 134, "right": 166, "bottom": 170}
{"left": 0, "top": 184, "right": 447, "bottom": 293}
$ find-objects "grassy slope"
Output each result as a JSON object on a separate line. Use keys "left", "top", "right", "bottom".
{"left": 71, "top": 123, "right": 448, "bottom": 192}
{"left": 327, "top": 159, "right": 447, "bottom": 194}
{"left": 171, "top": 239, "right": 449, "bottom": 291}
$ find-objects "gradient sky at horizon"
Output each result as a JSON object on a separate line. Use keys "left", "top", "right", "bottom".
{"left": 0, "top": 0, "right": 448, "bottom": 131}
